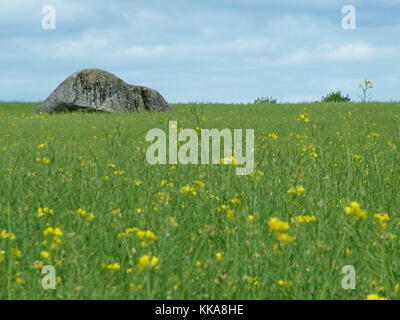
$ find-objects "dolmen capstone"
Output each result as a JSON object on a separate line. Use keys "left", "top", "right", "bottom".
{"left": 36, "top": 69, "right": 170, "bottom": 113}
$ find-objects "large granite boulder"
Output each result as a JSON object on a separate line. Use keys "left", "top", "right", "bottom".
{"left": 36, "top": 69, "right": 170, "bottom": 113}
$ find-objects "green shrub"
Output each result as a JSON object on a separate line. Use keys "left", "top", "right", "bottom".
{"left": 254, "top": 96, "right": 277, "bottom": 104}
{"left": 321, "top": 91, "right": 351, "bottom": 103}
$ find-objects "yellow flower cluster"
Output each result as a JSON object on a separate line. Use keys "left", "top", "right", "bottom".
{"left": 344, "top": 202, "right": 367, "bottom": 220}
{"left": 75, "top": 208, "right": 95, "bottom": 221}
{"left": 373, "top": 213, "right": 390, "bottom": 230}
{"left": 160, "top": 179, "right": 174, "bottom": 188}
{"left": 43, "top": 226, "right": 63, "bottom": 249}
{"left": 363, "top": 78, "right": 374, "bottom": 89}
{"left": 215, "top": 252, "right": 223, "bottom": 262}
{"left": 268, "top": 217, "right": 289, "bottom": 232}
{"left": 11, "top": 248, "right": 22, "bottom": 257}
{"left": 230, "top": 198, "right": 241, "bottom": 205}
{"left": 193, "top": 180, "right": 206, "bottom": 188}
{"left": 111, "top": 209, "right": 121, "bottom": 215}
{"left": 291, "top": 215, "right": 316, "bottom": 224}
{"left": 180, "top": 185, "right": 197, "bottom": 196}
{"left": 37, "top": 207, "right": 55, "bottom": 218}
{"left": 268, "top": 217, "right": 295, "bottom": 244}
{"left": 0, "top": 229, "right": 16, "bottom": 240}
{"left": 277, "top": 280, "right": 292, "bottom": 287}
{"left": 138, "top": 255, "right": 159, "bottom": 271}
{"left": 180, "top": 180, "right": 206, "bottom": 196}
{"left": 40, "top": 250, "right": 50, "bottom": 259}
{"left": 102, "top": 262, "right": 121, "bottom": 271}
{"left": 302, "top": 144, "right": 318, "bottom": 159}
{"left": 366, "top": 293, "right": 387, "bottom": 300}
{"left": 43, "top": 226, "right": 63, "bottom": 237}
{"left": 216, "top": 204, "right": 235, "bottom": 219}
{"left": 297, "top": 113, "right": 311, "bottom": 123}
{"left": 287, "top": 186, "right": 305, "bottom": 195}
{"left": 275, "top": 232, "right": 295, "bottom": 243}
{"left": 118, "top": 227, "right": 157, "bottom": 247}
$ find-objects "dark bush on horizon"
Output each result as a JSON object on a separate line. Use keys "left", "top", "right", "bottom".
{"left": 321, "top": 91, "right": 351, "bottom": 103}
{"left": 254, "top": 97, "right": 277, "bottom": 104}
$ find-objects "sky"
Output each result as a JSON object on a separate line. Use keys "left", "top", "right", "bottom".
{"left": 0, "top": 0, "right": 399, "bottom": 103}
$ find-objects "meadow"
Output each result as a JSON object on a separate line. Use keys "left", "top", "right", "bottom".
{"left": 0, "top": 101, "right": 399, "bottom": 300}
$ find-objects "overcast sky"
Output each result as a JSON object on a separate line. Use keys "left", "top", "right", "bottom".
{"left": 0, "top": 0, "right": 399, "bottom": 103}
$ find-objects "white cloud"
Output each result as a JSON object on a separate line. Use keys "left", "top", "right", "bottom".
{"left": 275, "top": 42, "right": 400, "bottom": 65}
{"left": 0, "top": 0, "right": 399, "bottom": 102}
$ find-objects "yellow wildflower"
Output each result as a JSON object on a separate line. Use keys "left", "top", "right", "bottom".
{"left": 366, "top": 294, "right": 388, "bottom": 300}
{"left": 180, "top": 185, "right": 197, "bottom": 196}
{"left": 230, "top": 198, "right": 241, "bottom": 205}
{"left": 276, "top": 232, "right": 295, "bottom": 243}
{"left": 138, "top": 255, "right": 159, "bottom": 271}
{"left": 37, "top": 207, "right": 55, "bottom": 218}
{"left": 373, "top": 213, "right": 390, "bottom": 230}
{"left": 344, "top": 202, "right": 367, "bottom": 220}
{"left": 193, "top": 180, "right": 206, "bottom": 188}
{"left": 40, "top": 251, "right": 50, "bottom": 259}
{"left": 247, "top": 215, "right": 255, "bottom": 222}
{"left": 0, "top": 229, "right": 16, "bottom": 240}
{"left": 0, "top": 250, "right": 5, "bottom": 263}
{"left": 43, "top": 227, "right": 63, "bottom": 237}
{"left": 102, "top": 262, "right": 121, "bottom": 271}
{"left": 291, "top": 215, "right": 316, "bottom": 224}
{"left": 277, "top": 280, "right": 292, "bottom": 287}
{"left": 297, "top": 113, "right": 311, "bottom": 123}
{"left": 11, "top": 248, "right": 22, "bottom": 257}
{"left": 267, "top": 217, "right": 290, "bottom": 232}
{"left": 287, "top": 186, "right": 305, "bottom": 195}
{"left": 226, "top": 209, "right": 235, "bottom": 219}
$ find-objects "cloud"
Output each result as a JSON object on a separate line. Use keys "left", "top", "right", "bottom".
{"left": 0, "top": 0, "right": 399, "bottom": 102}
{"left": 276, "top": 42, "right": 400, "bottom": 65}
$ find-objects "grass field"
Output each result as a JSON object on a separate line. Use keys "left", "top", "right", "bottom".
{"left": 0, "top": 101, "right": 399, "bottom": 300}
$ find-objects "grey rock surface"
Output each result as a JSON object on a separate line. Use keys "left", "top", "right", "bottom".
{"left": 36, "top": 69, "right": 170, "bottom": 113}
